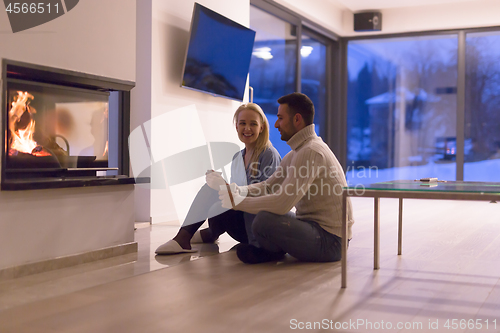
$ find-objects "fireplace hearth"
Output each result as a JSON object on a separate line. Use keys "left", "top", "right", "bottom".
{"left": 2, "top": 59, "right": 139, "bottom": 190}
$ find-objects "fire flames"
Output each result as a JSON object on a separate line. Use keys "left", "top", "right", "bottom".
{"left": 8, "top": 91, "right": 51, "bottom": 156}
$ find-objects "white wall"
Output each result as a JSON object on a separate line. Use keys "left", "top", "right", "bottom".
{"left": 343, "top": 0, "right": 500, "bottom": 36}
{"left": 274, "top": 0, "right": 500, "bottom": 37}
{"left": 143, "top": 0, "right": 249, "bottom": 224}
{"left": 132, "top": 0, "right": 153, "bottom": 223}
{"left": 0, "top": 0, "right": 135, "bottom": 80}
{"left": 0, "top": 186, "right": 135, "bottom": 269}
{"left": 274, "top": 0, "right": 345, "bottom": 35}
{"left": 0, "top": 0, "right": 136, "bottom": 270}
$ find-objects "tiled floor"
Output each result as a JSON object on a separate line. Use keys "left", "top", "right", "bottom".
{"left": 1, "top": 198, "right": 500, "bottom": 333}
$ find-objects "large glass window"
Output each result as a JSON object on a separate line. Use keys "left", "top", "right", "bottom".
{"left": 464, "top": 31, "right": 500, "bottom": 181}
{"left": 249, "top": 5, "right": 296, "bottom": 157}
{"left": 347, "top": 36, "right": 458, "bottom": 184}
{"left": 301, "top": 31, "right": 327, "bottom": 137}
{"left": 249, "top": 5, "right": 333, "bottom": 158}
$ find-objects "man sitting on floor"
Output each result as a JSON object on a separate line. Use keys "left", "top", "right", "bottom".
{"left": 215, "top": 92, "right": 355, "bottom": 264}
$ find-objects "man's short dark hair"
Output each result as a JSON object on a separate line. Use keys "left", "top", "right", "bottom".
{"left": 277, "top": 92, "right": 315, "bottom": 125}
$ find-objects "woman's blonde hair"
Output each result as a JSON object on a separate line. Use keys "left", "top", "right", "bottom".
{"left": 233, "top": 103, "right": 272, "bottom": 177}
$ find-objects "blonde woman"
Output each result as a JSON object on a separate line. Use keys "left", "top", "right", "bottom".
{"left": 156, "top": 103, "right": 281, "bottom": 254}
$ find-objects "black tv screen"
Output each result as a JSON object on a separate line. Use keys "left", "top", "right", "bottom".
{"left": 181, "top": 3, "right": 256, "bottom": 101}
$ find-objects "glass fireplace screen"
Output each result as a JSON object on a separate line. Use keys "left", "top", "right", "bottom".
{"left": 6, "top": 79, "right": 112, "bottom": 173}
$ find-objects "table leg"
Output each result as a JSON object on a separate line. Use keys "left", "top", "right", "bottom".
{"left": 374, "top": 197, "right": 380, "bottom": 270}
{"left": 341, "top": 191, "right": 348, "bottom": 288}
{"left": 398, "top": 197, "right": 403, "bottom": 255}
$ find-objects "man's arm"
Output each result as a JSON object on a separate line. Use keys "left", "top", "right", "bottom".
{"left": 242, "top": 166, "right": 283, "bottom": 197}
{"left": 241, "top": 151, "right": 291, "bottom": 197}
{"left": 235, "top": 149, "right": 324, "bottom": 215}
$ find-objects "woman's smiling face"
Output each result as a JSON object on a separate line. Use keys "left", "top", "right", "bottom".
{"left": 236, "top": 109, "right": 263, "bottom": 147}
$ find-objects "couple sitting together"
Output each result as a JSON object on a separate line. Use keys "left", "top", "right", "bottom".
{"left": 156, "top": 93, "right": 354, "bottom": 264}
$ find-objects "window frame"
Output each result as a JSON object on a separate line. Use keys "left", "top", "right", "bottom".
{"left": 341, "top": 25, "right": 500, "bottom": 179}
{"left": 250, "top": 0, "right": 340, "bottom": 156}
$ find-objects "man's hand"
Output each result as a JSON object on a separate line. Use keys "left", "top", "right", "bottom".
{"left": 219, "top": 183, "right": 247, "bottom": 209}
{"left": 206, "top": 170, "right": 226, "bottom": 190}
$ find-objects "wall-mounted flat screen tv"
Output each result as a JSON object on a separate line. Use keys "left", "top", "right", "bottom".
{"left": 181, "top": 3, "right": 256, "bottom": 101}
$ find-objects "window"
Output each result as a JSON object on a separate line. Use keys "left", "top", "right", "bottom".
{"left": 249, "top": 3, "right": 335, "bottom": 158}
{"left": 347, "top": 35, "right": 458, "bottom": 184}
{"left": 249, "top": 5, "right": 296, "bottom": 157}
{"left": 464, "top": 31, "right": 500, "bottom": 181}
{"left": 301, "top": 30, "right": 328, "bottom": 137}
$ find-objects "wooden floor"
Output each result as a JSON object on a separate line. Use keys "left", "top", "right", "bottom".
{"left": 1, "top": 198, "right": 500, "bottom": 333}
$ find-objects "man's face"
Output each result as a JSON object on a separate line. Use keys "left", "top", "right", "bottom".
{"left": 275, "top": 104, "right": 297, "bottom": 142}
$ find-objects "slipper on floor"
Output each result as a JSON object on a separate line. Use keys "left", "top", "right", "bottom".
{"left": 155, "top": 240, "right": 197, "bottom": 255}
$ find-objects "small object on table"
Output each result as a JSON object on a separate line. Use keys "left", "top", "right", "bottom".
{"left": 419, "top": 177, "right": 438, "bottom": 182}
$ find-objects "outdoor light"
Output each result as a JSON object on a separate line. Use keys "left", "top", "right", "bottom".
{"left": 301, "top": 46, "right": 313, "bottom": 57}
{"left": 252, "top": 47, "right": 273, "bottom": 60}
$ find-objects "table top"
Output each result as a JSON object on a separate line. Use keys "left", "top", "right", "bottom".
{"left": 344, "top": 180, "right": 500, "bottom": 194}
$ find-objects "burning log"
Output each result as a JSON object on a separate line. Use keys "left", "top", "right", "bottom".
{"left": 8, "top": 145, "right": 51, "bottom": 157}
{"left": 8, "top": 91, "right": 52, "bottom": 157}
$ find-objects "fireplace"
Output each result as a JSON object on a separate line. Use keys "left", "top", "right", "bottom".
{"left": 2, "top": 59, "right": 138, "bottom": 190}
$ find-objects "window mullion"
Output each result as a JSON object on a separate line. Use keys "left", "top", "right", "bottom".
{"left": 456, "top": 31, "right": 466, "bottom": 181}
{"left": 296, "top": 22, "right": 302, "bottom": 93}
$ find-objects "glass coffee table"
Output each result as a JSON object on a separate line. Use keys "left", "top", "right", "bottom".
{"left": 341, "top": 180, "right": 500, "bottom": 288}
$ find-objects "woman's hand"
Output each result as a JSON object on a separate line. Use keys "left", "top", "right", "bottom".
{"left": 205, "top": 170, "right": 226, "bottom": 190}
{"left": 219, "top": 183, "right": 247, "bottom": 209}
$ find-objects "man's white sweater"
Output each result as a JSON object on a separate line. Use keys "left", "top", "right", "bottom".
{"left": 236, "top": 124, "right": 354, "bottom": 239}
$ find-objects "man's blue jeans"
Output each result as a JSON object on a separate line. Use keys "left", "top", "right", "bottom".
{"left": 252, "top": 211, "right": 343, "bottom": 262}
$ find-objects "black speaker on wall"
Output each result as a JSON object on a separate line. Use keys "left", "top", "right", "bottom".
{"left": 354, "top": 12, "right": 382, "bottom": 32}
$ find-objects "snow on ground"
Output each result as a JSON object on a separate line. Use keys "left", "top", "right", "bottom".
{"left": 346, "top": 158, "right": 500, "bottom": 185}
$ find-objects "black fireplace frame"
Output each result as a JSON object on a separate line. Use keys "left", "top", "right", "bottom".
{"left": 1, "top": 59, "right": 139, "bottom": 190}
